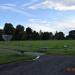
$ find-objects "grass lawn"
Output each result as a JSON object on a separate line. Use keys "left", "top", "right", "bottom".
{"left": 0, "top": 40, "right": 75, "bottom": 64}
{"left": 0, "top": 52, "right": 35, "bottom": 64}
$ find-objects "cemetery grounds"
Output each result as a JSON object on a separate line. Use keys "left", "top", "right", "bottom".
{"left": 0, "top": 40, "right": 75, "bottom": 64}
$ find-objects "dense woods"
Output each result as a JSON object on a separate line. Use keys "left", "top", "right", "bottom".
{"left": 0, "top": 23, "right": 75, "bottom": 41}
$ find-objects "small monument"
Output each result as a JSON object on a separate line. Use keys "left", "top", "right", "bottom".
{"left": 2, "top": 35, "right": 12, "bottom": 41}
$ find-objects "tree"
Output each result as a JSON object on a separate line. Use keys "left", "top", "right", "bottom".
{"left": 49, "top": 32, "right": 53, "bottom": 40}
{"left": 26, "top": 27, "right": 32, "bottom": 40}
{"left": 26, "top": 27, "right": 32, "bottom": 34}
{"left": 32, "top": 31, "right": 39, "bottom": 40}
{"left": 3, "top": 23, "right": 14, "bottom": 35}
{"left": 66, "top": 35, "right": 69, "bottom": 40}
{"left": 15, "top": 25, "right": 24, "bottom": 40}
{"left": 42, "top": 32, "right": 50, "bottom": 40}
{"left": 39, "top": 31, "right": 53, "bottom": 40}
{"left": 68, "top": 30, "right": 75, "bottom": 39}
{"left": 54, "top": 31, "right": 58, "bottom": 39}
{"left": 54, "top": 31, "right": 65, "bottom": 40}
{"left": 0, "top": 29, "right": 3, "bottom": 40}
{"left": 58, "top": 32, "right": 65, "bottom": 40}
{"left": 39, "top": 30, "right": 43, "bottom": 40}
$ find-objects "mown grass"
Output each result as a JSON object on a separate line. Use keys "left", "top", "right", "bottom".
{"left": 0, "top": 40, "right": 75, "bottom": 51}
{"left": 0, "top": 40, "right": 75, "bottom": 50}
{"left": 0, "top": 40, "right": 75, "bottom": 64}
{"left": 0, "top": 52, "right": 35, "bottom": 64}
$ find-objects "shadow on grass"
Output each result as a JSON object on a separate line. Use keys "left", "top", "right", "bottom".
{"left": 0, "top": 54, "right": 35, "bottom": 65}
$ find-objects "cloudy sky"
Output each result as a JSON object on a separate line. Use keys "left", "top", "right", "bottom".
{"left": 0, "top": 0, "right": 75, "bottom": 35}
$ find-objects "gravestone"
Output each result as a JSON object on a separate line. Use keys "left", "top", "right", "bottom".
{"left": 39, "top": 47, "right": 48, "bottom": 52}
{"left": 2, "top": 35, "right": 12, "bottom": 41}
{"left": 16, "top": 50, "right": 25, "bottom": 56}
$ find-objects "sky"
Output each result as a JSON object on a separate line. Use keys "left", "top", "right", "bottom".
{"left": 0, "top": 0, "right": 75, "bottom": 35}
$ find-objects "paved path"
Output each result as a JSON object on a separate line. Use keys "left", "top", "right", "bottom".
{"left": 0, "top": 55, "right": 75, "bottom": 75}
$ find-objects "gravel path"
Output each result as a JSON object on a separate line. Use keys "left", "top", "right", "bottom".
{"left": 0, "top": 55, "right": 75, "bottom": 75}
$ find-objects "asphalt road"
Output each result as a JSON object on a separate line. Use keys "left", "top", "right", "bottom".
{"left": 0, "top": 55, "right": 75, "bottom": 75}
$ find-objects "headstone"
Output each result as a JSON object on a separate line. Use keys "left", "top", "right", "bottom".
{"left": 64, "top": 45, "right": 68, "bottom": 48}
{"left": 16, "top": 50, "right": 25, "bottom": 56}
{"left": 39, "top": 47, "right": 48, "bottom": 52}
{"left": 2, "top": 35, "right": 12, "bottom": 41}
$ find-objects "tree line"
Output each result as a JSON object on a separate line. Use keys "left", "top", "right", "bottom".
{"left": 0, "top": 23, "right": 75, "bottom": 41}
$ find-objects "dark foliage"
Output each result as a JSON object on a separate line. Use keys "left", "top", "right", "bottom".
{"left": 67, "top": 30, "right": 75, "bottom": 40}
{"left": 0, "top": 23, "right": 75, "bottom": 40}
{"left": 54, "top": 31, "right": 65, "bottom": 40}
{"left": 4, "top": 23, "right": 14, "bottom": 35}
{"left": 14, "top": 25, "right": 24, "bottom": 40}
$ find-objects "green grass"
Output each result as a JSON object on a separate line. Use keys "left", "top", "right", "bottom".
{"left": 0, "top": 40, "right": 74, "bottom": 49}
{"left": 0, "top": 52, "right": 35, "bottom": 64}
{"left": 0, "top": 40, "right": 75, "bottom": 51}
{"left": 0, "top": 40, "right": 75, "bottom": 64}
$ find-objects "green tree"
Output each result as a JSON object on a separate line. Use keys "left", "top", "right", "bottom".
{"left": 42, "top": 32, "right": 50, "bottom": 40}
{"left": 54, "top": 31, "right": 65, "bottom": 40}
{"left": 68, "top": 30, "right": 75, "bottom": 39}
{"left": 15, "top": 25, "right": 24, "bottom": 40}
{"left": 0, "top": 29, "right": 3, "bottom": 40}
{"left": 26, "top": 27, "right": 32, "bottom": 40}
{"left": 32, "top": 31, "right": 39, "bottom": 40}
{"left": 49, "top": 32, "right": 53, "bottom": 40}
{"left": 3, "top": 23, "right": 14, "bottom": 35}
